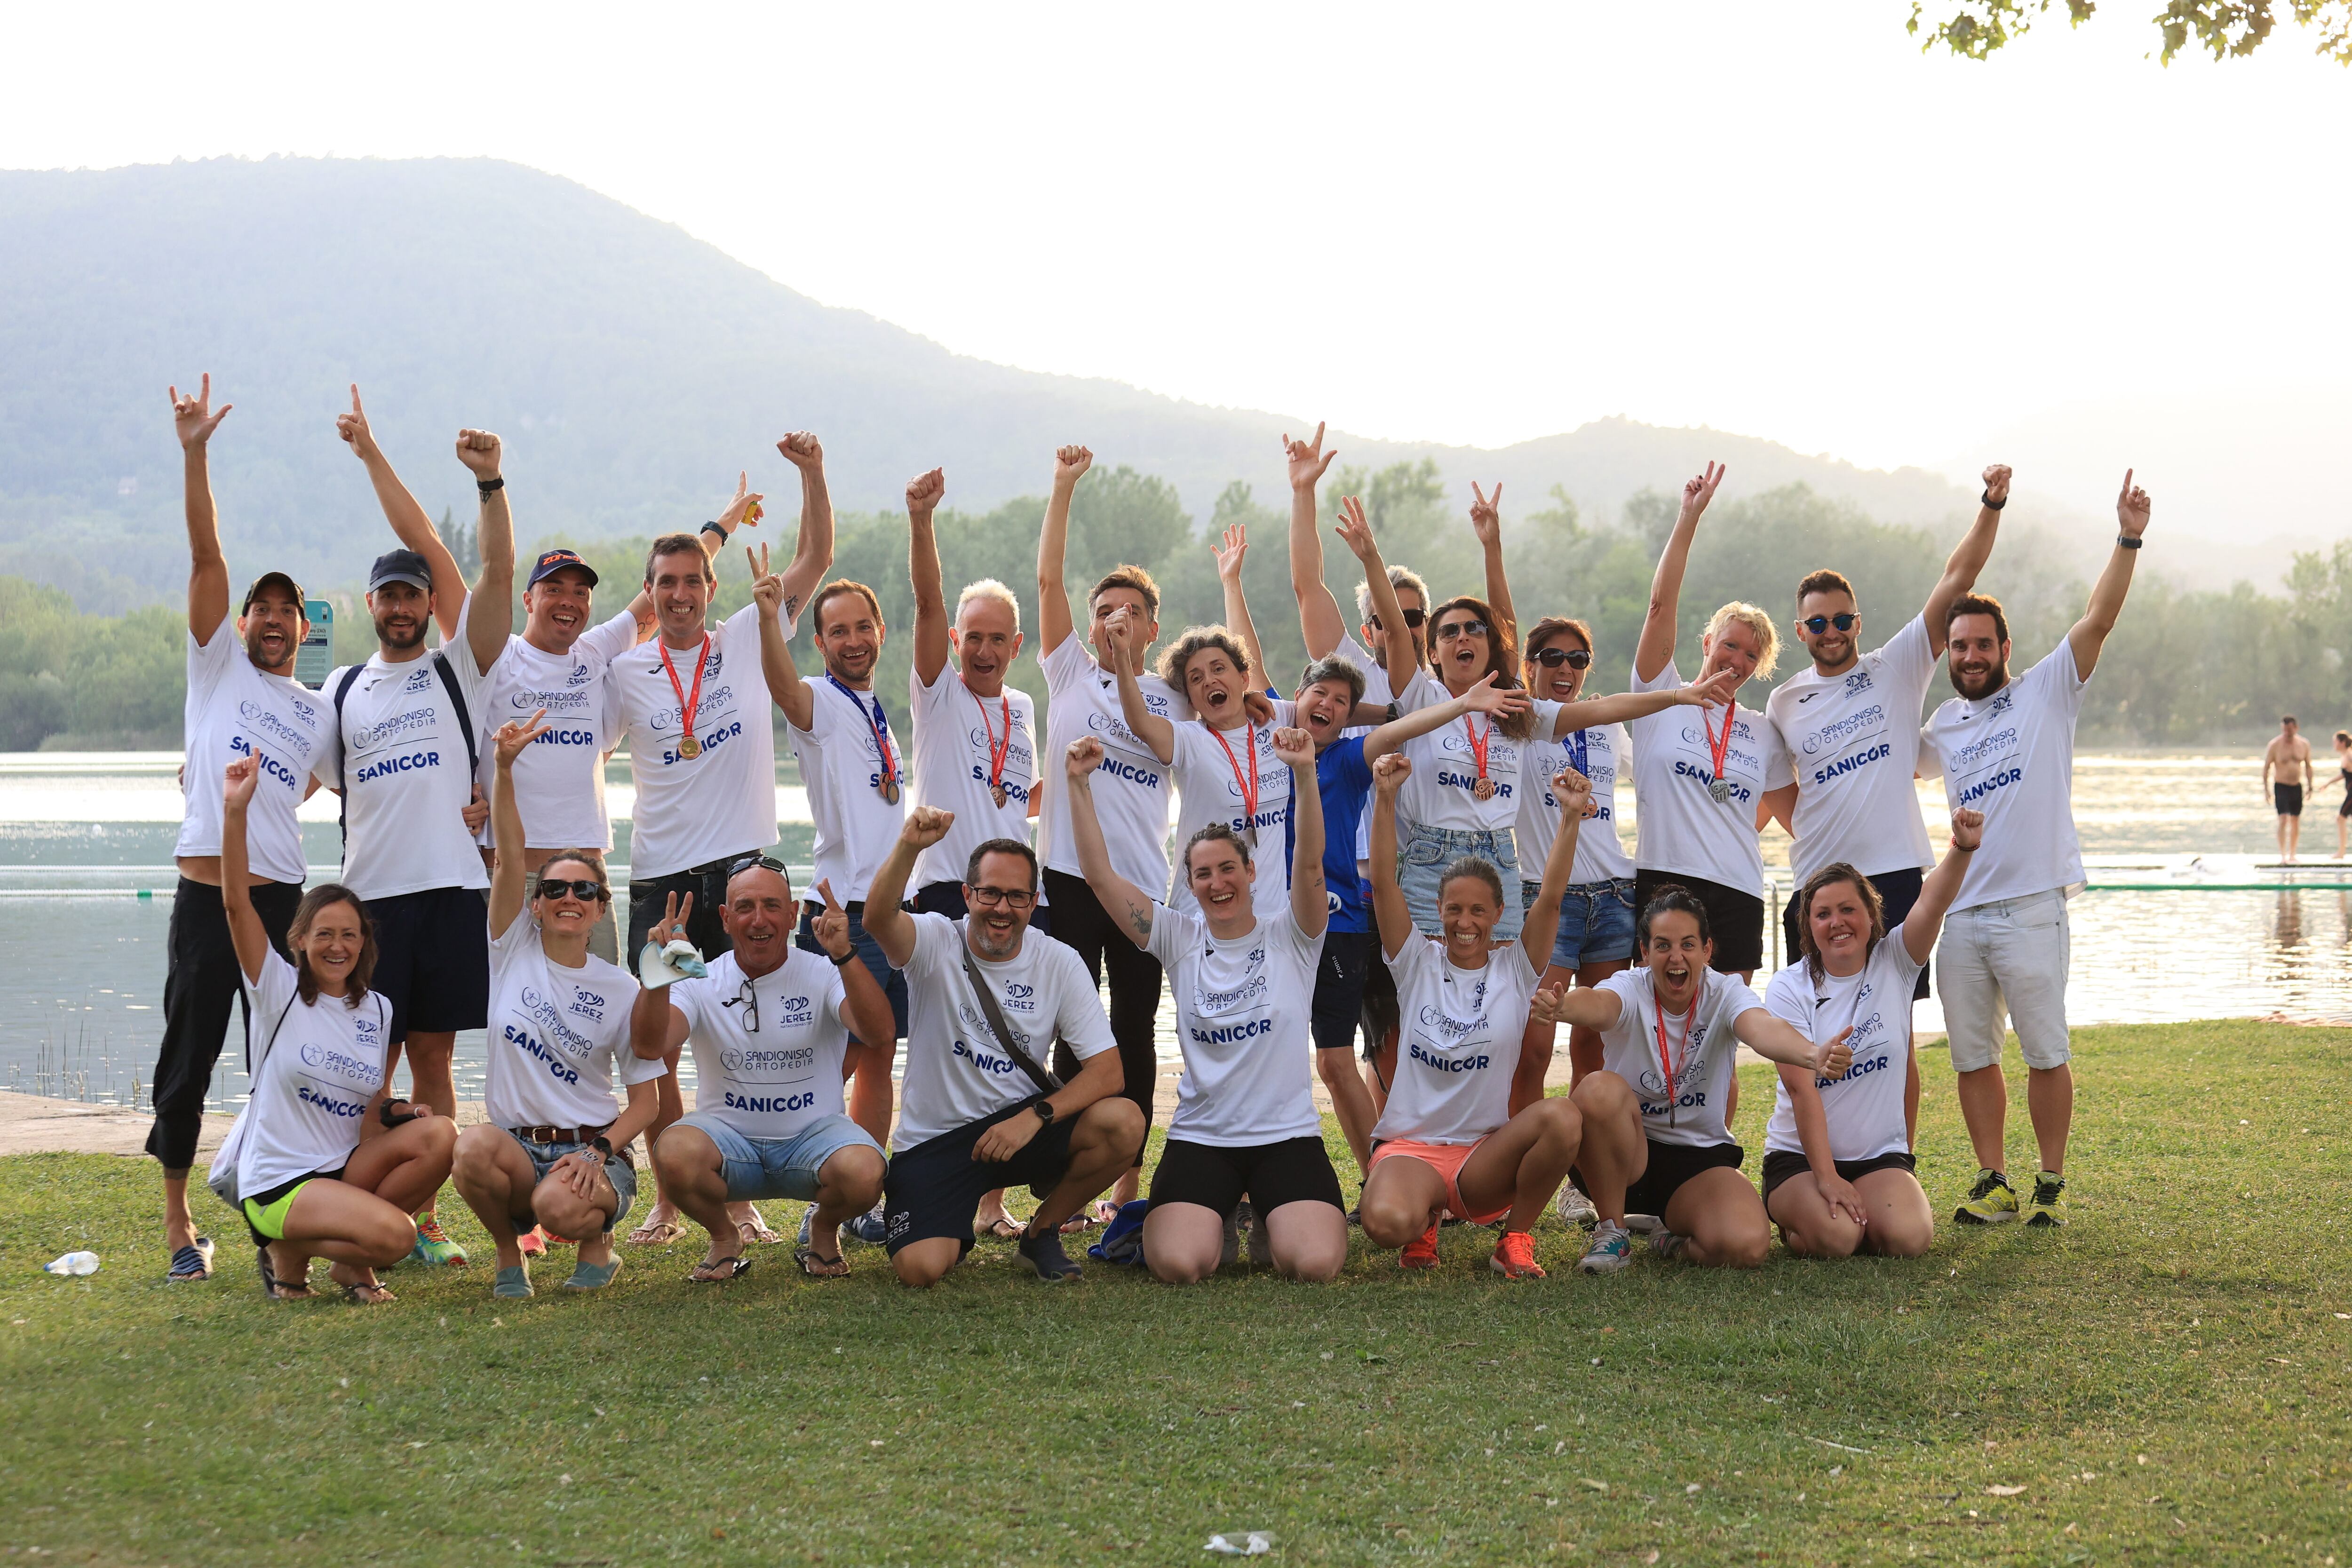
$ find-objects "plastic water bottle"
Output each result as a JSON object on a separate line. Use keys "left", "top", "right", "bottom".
{"left": 43, "top": 1251, "right": 100, "bottom": 1277}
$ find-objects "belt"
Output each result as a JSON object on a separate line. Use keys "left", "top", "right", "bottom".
{"left": 510, "top": 1122, "right": 611, "bottom": 1147}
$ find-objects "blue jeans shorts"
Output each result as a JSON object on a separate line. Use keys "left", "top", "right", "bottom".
{"left": 674, "top": 1111, "right": 884, "bottom": 1203}
{"left": 1522, "top": 876, "right": 1637, "bottom": 970}
{"left": 507, "top": 1132, "right": 639, "bottom": 1235}
{"left": 1397, "top": 823, "right": 1522, "bottom": 940}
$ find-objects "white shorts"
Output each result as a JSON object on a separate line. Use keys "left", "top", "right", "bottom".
{"left": 1936, "top": 889, "right": 2071, "bottom": 1074}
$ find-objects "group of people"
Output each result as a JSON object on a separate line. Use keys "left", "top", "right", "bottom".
{"left": 156, "top": 371, "right": 2155, "bottom": 1298}
{"left": 2262, "top": 715, "right": 2352, "bottom": 863}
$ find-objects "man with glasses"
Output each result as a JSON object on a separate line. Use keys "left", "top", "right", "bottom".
{"left": 630, "top": 860, "right": 897, "bottom": 1281}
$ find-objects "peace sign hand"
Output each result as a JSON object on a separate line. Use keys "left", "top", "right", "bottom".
{"left": 2115, "top": 468, "right": 2153, "bottom": 539}
{"left": 493, "top": 708, "right": 550, "bottom": 770}
{"left": 813, "top": 879, "right": 855, "bottom": 961}
{"left": 906, "top": 467, "right": 946, "bottom": 516}
{"left": 747, "top": 543, "right": 785, "bottom": 622}
{"left": 1284, "top": 422, "right": 1337, "bottom": 493}
{"left": 1469, "top": 481, "right": 1503, "bottom": 546}
{"left": 1811, "top": 1026, "right": 1855, "bottom": 1081}
{"left": 1212, "top": 523, "right": 1248, "bottom": 584}
{"left": 1678, "top": 461, "right": 1726, "bottom": 526}
{"left": 171, "top": 374, "right": 232, "bottom": 449}
{"left": 650, "top": 890, "right": 695, "bottom": 948}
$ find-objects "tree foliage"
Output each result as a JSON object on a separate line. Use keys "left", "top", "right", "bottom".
{"left": 1910, "top": 0, "right": 2352, "bottom": 62}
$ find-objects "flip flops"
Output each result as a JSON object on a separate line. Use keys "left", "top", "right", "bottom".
{"left": 687, "top": 1255, "right": 752, "bottom": 1284}
{"left": 626, "top": 1215, "right": 688, "bottom": 1247}
{"left": 794, "top": 1247, "right": 850, "bottom": 1279}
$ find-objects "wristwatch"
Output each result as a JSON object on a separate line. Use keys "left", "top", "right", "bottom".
{"left": 477, "top": 475, "right": 505, "bottom": 495}
{"left": 590, "top": 1135, "right": 614, "bottom": 1158}
{"left": 1033, "top": 1099, "right": 1057, "bottom": 1127}
{"left": 2117, "top": 535, "right": 2143, "bottom": 549}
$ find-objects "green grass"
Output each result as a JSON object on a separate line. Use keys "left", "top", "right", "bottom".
{"left": 4, "top": 1020, "right": 2351, "bottom": 1566}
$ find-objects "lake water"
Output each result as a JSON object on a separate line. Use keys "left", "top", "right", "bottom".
{"left": 2, "top": 750, "right": 2345, "bottom": 1113}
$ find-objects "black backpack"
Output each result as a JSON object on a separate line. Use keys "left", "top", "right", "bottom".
{"left": 330, "top": 652, "right": 480, "bottom": 849}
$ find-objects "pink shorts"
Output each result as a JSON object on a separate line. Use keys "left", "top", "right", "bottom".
{"left": 1368, "top": 1136, "right": 1507, "bottom": 1226}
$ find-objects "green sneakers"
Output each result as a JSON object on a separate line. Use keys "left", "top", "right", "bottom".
{"left": 1954, "top": 1169, "right": 2020, "bottom": 1225}
{"left": 2023, "top": 1172, "right": 2067, "bottom": 1227}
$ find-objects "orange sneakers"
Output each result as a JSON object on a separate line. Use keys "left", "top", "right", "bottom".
{"left": 1489, "top": 1229, "right": 1545, "bottom": 1279}
{"left": 1399, "top": 1223, "right": 1441, "bottom": 1270}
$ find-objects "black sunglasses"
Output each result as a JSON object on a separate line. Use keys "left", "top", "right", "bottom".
{"left": 1367, "top": 607, "right": 1427, "bottom": 631}
{"left": 1434, "top": 618, "right": 1488, "bottom": 641}
{"left": 1800, "top": 613, "right": 1859, "bottom": 634}
{"left": 726, "top": 853, "right": 790, "bottom": 879}
{"left": 537, "top": 878, "right": 610, "bottom": 904}
{"left": 1531, "top": 646, "right": 1592, "bottom": 670}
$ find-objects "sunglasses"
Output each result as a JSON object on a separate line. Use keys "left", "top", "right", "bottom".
{"left": 538, "top": 878, "right": 609, "bottom": 904}
{"left": 1531, "top": 646, "right": 1592, "bottom": 670}
{"left": 967, "top": 885, "right": 1037, "bottom": 910}
{"left": 1434, "top": 618, "right": 1488, "bottom": 642}
{"left": 726, "top": 853, "right": 790, "bottom": 879}
{"left": 1800, "top": 613, "right": 1860, "bottom": 634}
{"left": 1366, "top": 607, "right": 1427, "bottom": 631}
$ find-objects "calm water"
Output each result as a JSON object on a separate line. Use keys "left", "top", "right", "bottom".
{"left": 2, "top": 750, "right": 2345, "bottom": 1113}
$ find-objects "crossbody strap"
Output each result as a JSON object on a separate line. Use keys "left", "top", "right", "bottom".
{"left": 246, "top": 989, "right": 299, "bottom": 1077}
{"left": 429, "top": 651, "right": 481, "bottom": 777}
{"left": 331, "top": 663, "right": 366, "bottom": 850}
{"left": 957, "top": 939, "right": 1062, "bottom": 1096}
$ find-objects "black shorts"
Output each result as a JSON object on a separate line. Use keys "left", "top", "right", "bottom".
{"left": 1621, "top": 1138, "right": 1745, "bottom": 1219}
{"left": 1357, "top": 939, "right": 1401, "bottom": 1062}
{"left": 2276, "top": 783, "right": 2305, "bottom": 817}
{"left": 880, "top": 1097, "right": 1082, "bottom": 1258}
{"left": 1782, "top": 866, "right": 1931, "bottom": 1001}
{"left": 364, "top": 886, "right": 490, "bottom": 1042}
{"left": 1634, "top": 870, "right": 1764, "bottom": 975}
{"left": 1760, "top": 1148, "right": 1917, "bottom": 1203}
{"left": 1149, "top": 1136, "right": 1346, "bottom": 1219}
{"left": 1312, "top": 930, "right": 1377, "bottom": 1056}
{"left": 910, "top": 881, "right": 1052, "bottom": 936}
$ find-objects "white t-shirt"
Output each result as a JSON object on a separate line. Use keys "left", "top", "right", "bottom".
{"left": 1398, "top": 696, "right": 1563, "bottom": 837}
{"left": 1515, "top": 717, "right": 1636, "bottom": 885}
{"left": 477, "top": 611, "right": 639, "bottom": 852}
{"left": 1371, "top": 935, "right": 1542, "bottom": 1146}
{"left": 604, "top": 604, "right": 782, "bottom": 881}
{"left": 1594, "top": 966, "right": 1765, "bottom": 1149}
{"left": 1762, "top": 614, "right": 1938, "bottom": 881}
{"left": 176, "top": 622, "right": 331, "bottom": 885}
{"left": 1336, "top": 632, "right": 1441, "bottom": 871}
{"left": 212, "top": 951, "right": 389, "bottom": 1196}
{"left": 1167, "top": 710, "right": 1295, "bottom": 920}
{"left": 315, "top": 596, "right": 495, "bottom": 900}
{"left": 667, "top": 948, "right": 852, "bottom": 1140}
{"left": 788, "top": 671, "right": 907, "bottom": 906}
{"left": 894, "top": 914, "right": 1117, "bottom": 1152}
{"left": 1762, "top": 931, "right": 1919, "bottom": 1162}
{"left": 1627, "top": 658, "right": 1766, "bottom": 895}
{"left": 482, "top": 910, "right": 661, "bottom": 1130}
{"left": 1146, "top": 903, "right": 1325, "bottom": 1147}
{"left": 1036, "top": 637, "right": 1190, "bottom": 895}
{"left": 1918, "top": 640, "right": 2089, "bottom": 911}
{"left": 909, "top": 665, "right": 1040, "bottom": 892}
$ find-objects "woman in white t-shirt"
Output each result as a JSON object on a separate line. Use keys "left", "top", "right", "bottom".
{"left": 1064, "top": 725, "right": 1347, "bottom": 1283}
{"left": 1761, "top": 808, "right": 1981, "bottom": 1260}
{"left": 211, "top": 757, "right": 456, "bottom": 1304}
{"left": 1358, "top": 752, "right": 1594, "bottom": 1280}
{"left": 451, "top": 714, "right": 667, "bottom": 1298}
{"left": 1539, "top": 884, "right": 1853, "bottom": 1274}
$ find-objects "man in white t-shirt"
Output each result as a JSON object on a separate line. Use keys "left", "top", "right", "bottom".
{"left": 313, "top": 389, "right": 514, "bottom": 1264}
{"left": 864, "top": 809, "right": 1144, "bottom": 1287}
{"left": 148, "top": 374, "right": 330, "bottom": 1283}
{"left": 1920, "top": 470, "right": 2153, "bottom": 1231}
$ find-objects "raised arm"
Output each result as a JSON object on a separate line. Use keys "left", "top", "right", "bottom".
{"left": 1469, "top": 482, "right": 1517, "bottom": 649}
{"left": 1562, "top": 664, "right": 1741, "bottom": 734}
{"left": 173, "top": 375, "right": 234, "bottom": 643}
{"left": 336, "top": 385, "right": 464, "bottom": 640}
{"left": 624, "top": 475, "right": 764, "bottom": 637}
{"left": 628, "top": 891, "right": 696, "bottom": 1061}
{"left": 1274, "top": 726, "right": 1327, "bottom": 938}
{"left": 454, "top": 428, "right": 514, "bottom": 671}
{"left": 1063, "top": 738, "right": 1158, "bottom": 948}
{"left": 1212, "top": 524, "right": 1269, "bottom": 689}
{"left": 1105, "top": 613, "right": 1176, "bottom": 763}
{"left": 1634, "top": 462, "right": 1725, "bottom": 684}
{"left": 1514, "top": 766, "right": 1589, "bottom": 979}
{"left": 218, "top": 758, "right": 271, "bottom": 984}
{"left": 487, "top": 712, "right": 551, "bottom": 939}
{"left": 1544, "top": 979, "right": 1626, "bottom": 1034}
{"left": 1283, "top": 424, "right": 1346, "bottom": 660}
{"left": 747, "top": 543, "right": 816, "bottom": 732}
{"left": 773, "top": 432, "right": 835, "bottom": 626}
{"left": 1734, "top": 1006, "right": 1854, "bottom": 1078}
{"left": 1923, "top": 464, "right": 2010, "bottom": 655}
{"left": 812, "top": 878, "right": 898, "bottom": 1051}
{"left": 1359, "top": 674, "right": 1529, "bottom": 764}
{"left": 2067, "top": 470, "right": 2151, "bottom": 680}
{"left": 1368, "top": 754, "right": 1415, "bottom": 960}
{"left": 907, "top": 468, "right": 952, "bottom": 686}
{"left": 1900, "top": 807, "right": 1982, "bottom": 966}
{"left": 1333, "top": 495, "right": 1419, "bottom": 699}
{"left": 862, "top": 808, "right": 947, "bottom": 969}
{"left": 1037, "top": 445, "right": 1093, "bottom": 655}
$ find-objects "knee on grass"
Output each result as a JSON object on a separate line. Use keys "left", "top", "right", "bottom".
{"left": 890, "top": 1242, "right": 959, "bottom": 1289}
{"left": 1359, "top": 1194, "right": 1431, "bottom": 1250}
{"left": 1703, "top": 1224, "right": 1772, "bottom": 1270}
{"left": 1779, "top": 1217, "right": 1863, "bottom": 1260}
{"left": 1867, "top": 1216, "right": 1934, "bottom": 1259}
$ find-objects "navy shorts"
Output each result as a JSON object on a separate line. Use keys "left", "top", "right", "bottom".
{"left": 1760, "top": 1148, "right": 1916, "bottom": 1203}
{"left": 364, "top": 885, "right": 490, "bottom": 1042}
{"left": 1311, "top": 930, "right": 1377, "bottom": 1055}
{"left": 1525, "top": 876, "right": 1637, "bottom": 970}
{"left": 881, "top": 1097, "right": 1087, "bottom": 1258}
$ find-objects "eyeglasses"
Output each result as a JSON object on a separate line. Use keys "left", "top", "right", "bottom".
{"left": 1366, "top": 607, "right": 1427, "bottom": 631}
{"left": 1531, "top": 646, "right": 1592, "bottom": 670}
{"left": 722, "top": 975, "right": 760, "bottom": 1033}
{"left": 537, "top": 878, "right": 609, "bottom": 904}
{"left": 1434, "top": 619, "right": 1488, "bottom": 642}
{"left": 1800, "top": 613, "right": 1859, "bottom": 634}
{"left": 967, "top": 885, "right": 1037, "bottom": 910}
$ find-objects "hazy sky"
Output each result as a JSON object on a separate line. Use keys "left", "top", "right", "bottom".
{"left": 6, "top": 1, "right": 2349, "bottom": 491}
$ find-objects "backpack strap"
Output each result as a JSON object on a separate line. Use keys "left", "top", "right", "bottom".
{"left": 430, "top": 651, "right": 480, "bottom": 778}
{"left": 331, "top": 664, "right": 365, "bottom": 851}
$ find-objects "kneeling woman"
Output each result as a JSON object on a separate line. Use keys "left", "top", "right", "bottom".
{"left": 1358, "top": 753, "right": 1592, "bottom": 1280}
{"left": 452, "top": 715, "right": 667, "bottom": 1297}
{"left": 1064, "top": 727, "right": 1346, "bottom": 1283}
{"left": 1543, "top": 886, "right": 1853, "bottom": 1272}
{"left": 210, "top": 757, "right": 455, "bottom": 1303}
{"left": 1760, "top": 808, "right": 1982, "bottom": 1259}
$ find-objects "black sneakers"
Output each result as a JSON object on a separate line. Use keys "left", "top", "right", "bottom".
{"left": 1018, "top": 1225, "right": 1082, "bottom": 1281}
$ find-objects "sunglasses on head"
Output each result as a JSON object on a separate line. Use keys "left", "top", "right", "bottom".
{"left": 538, "top": 878, "right": 609, "bottom": 904}
{"left": 1801, "top": 613, "right": 1859, "bottom": 634}
{"left": 726, "top": 853, "right": 789, "bottom": 879}
{"left": 1366, "top": 607, "right": 1427, "bottom": 631}
{"left": 1434, "top": 618, "right": 1488, "bottom": 642}
{"left": 1531, "top": 646, "right": 1592, "bottom": 669}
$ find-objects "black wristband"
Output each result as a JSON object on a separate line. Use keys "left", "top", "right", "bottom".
{"left": 476, "top": 475, "right": 505, "bottom": 495}
{"left": 1981, "top": 489, "right": 2005, "bottom": 511}
{"left": 700, "top": 521, "right": 728, "bottom": 541}
{"left": 829, "top": 949, "right": 856, "bottom": 968}
{"left": 2117, "top": 535, "right": 2143, "bottom": 550}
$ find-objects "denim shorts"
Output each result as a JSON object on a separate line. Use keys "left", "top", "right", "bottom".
{"left": 674, "top": 1111, "right": 884, "bottom": 1203}
{"left": 508, "top": 1133, "right": 638, "bottom": 1235}
{"left": 1522, "top": 876, "right": 1637, "bottom": 970}
{"left": 1397, "top": 823, "right": 1522, "bottom": 941}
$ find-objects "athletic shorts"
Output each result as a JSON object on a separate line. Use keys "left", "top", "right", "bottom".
{"left": 1759, "top": 1148, "right": 1917, "bottom": 1203}
{"left": 2276, "top": 783, "right": 2305, "bottom": 817}
{"left": 239, "top": 1165, "right": 347, "bottom": 1246}
{"left": 673, "top": 1112, "right": 882, "bottom": 1205}
{"left": 1620, "top": 1138, "right": 1745, "bottom": 1222}
{"left": 505, "top": 1131, "right": 639, "bottom": 1235}
{"left": 1368, "top": 1136, "right": 1507, "bottom": 1226}
{"left": 1525, "top": 876, "right": 1637, "bottom": 970}
{"left": 364, "top": 885, "right": 491, "bottom": 1042}
{"left": 1311, "top": 930, "right": 1377, "bottom": 1055}
{"left": 1150, "top": 1136, "right": 1346, "bottom": 1219}
{"left": 880, "top": 1097, "right": 1086, "bottom": 1258}
{"left": 1357, "top": 944, "right": 1401, "bottom": 1063}
{"left": 1633, "top": 869, "right": 1763, "bottom": 975}
{"left": 2341, "top": 777, "right": 2352, "bottom": 818}
{"left": 1782, "top": 866, "right": 1931, "bottom": 1001}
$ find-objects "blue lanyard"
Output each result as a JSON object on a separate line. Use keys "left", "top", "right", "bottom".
{"left": 1565, "top": 725, "right": 1589, "bottom": 780}
{"left": 826, "top": 675, "right": 898, "bottom": 781}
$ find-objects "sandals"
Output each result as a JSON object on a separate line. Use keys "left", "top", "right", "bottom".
{"left": 794, "top": 1246, "right": 850, "bottom": 1280}
{"left": 626, "top": 1215, "right": 689, "bottom": 1247}
{"left": 738, "top": 1209, "right": 783, "bottom": 1246}
{"left": 168, "top": 1236, "right": 216, "bottom": 1282}
{"left": 687, "top": 1255, "right": 752, "bottom": 1284}
{"left": 1058, "top": 1199, "right": 1118, "bottom": 1234}
{"left": 256, "top": 1244, "right": 312, "bottom": 1300}
{"left": 342, "top": 1280, "right": 396, "bottom": 1305}
{"left": 978, "top": 1216, "right": 1025, "bottom": 1241}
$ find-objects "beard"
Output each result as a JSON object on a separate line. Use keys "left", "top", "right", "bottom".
{"left": 969, "top": 915, "right": 1024, "bottom": 959}
{"left": 373, "top": 611, "right": 428, "bottom": 652}
{"left": 1950, "top": 660, "right": 2009, "bottom": 700}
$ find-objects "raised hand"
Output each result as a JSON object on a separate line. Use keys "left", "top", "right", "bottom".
{"left": 1982, "top": 463, "right": 2012, "bottom": 505}
{"left": 1241, "top": 691, "right": 1276, "bottom": 726}
{"left": 777, "top": 431, "right": 824, "bottom": 472}
{"left": 901, "top": 805, "right": 954, "bottom": 848}
{"left": 1212, "top": 523, "right": 1248, "bottom": 584}
{"left": 1811, "top": 1025, "right": 1855, "bottom": 1081}
{"left": 746, "top": 542, "right": 784, "bottom": 621}
{"left": 461, "top": 785, "right": 490, "bottom": 835}
{"left": 493, "top": 708, "right": 550, "bottom": 769}
{"left": 1682, "top": 663, "right": 1745, "bottom": 706}
{"left": 906, "top": 467, "right": 946, "bottom": 516}
{"left": 1948, "top": 805, "right": 1985, "bottom": 853}
{"left": 650, "top": 890, "right": 695, "bottom": 947}
{"left": 171, "top": 374, "right": 232, "bottom": 448}
{"left": 1284, "top": 422, "right": 1337, "bottom": 492}
{"left": 2116, "top": 468, "right": 2152, "bottom": 538}
{"left": 454, "top": 429, "right": 503, "bottom": 481}
{"left": 1551, "top": 765, "right": 1594, "bottom": 820}
{"left": 1271, "top": 725, "right": 1315, "bottom": 770}
{"left": 812, "top": 879, "right": 855, "bottom": 960}
{"left": 1065, "top": 736, "right": 1105, "bottom": 780}
{"left": 335, "top": 385, "right": 381, "bottom": 462}
{"left": 1469, "top": 481, "right": 1504, "bottom": 546}
{"left": 222, "top": 755, "right": 260, "bottom": 812}
{"left": 1331, "top": 494, "right": 1381, "bottom": 563}
{"left": 1459, "top": 671, "right": 1532, "bottom": 719}
{"left": 718, "top": 471, "right": 765, "bottom": 533}
{"left": 1054, "top": 444, "right": 1094, "bottom": 488}
{"left": 1678, "top": 460, "right": 1726, "bottom": 526}
{"left": 1373, "top": 752, "right": 1412, "bottom": 796}
{"left": 1100, "top": 606, "right": 1136, "bottom": 664}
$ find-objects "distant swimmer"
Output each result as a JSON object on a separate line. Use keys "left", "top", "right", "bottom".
{"left": 2263, "top": 716, "right": 2314, "bottom": 864}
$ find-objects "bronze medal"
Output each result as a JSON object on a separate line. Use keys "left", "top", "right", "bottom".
{"left": 678, "top": 733, "right": 701, "bottom": 760}
{"left": 991, "top": 782, "right": 1009, "bottom": 811}
{"left": 880, "top": 777, "right": 901, "bottom": 806}
{"left": 1473, "top": 776, "right": 1498, "bottom": 802}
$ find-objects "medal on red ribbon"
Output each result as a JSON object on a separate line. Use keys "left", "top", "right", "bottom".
{"left": 1653, "top": 988, "right": 1692, "bottom": 1128}
{"left": 1464, "top": 714, "right": 1498, "bottom": 801}
{"left": 1701, "top": 697, "right": 1737, "bottom": 804}
{"left": 659, "top": 634, "right": 710, "bottom": 760}
{"left": 973, "top": 685, "right": 1014, "bottom": 811}
{"left": 1209, "top": 721, "right": 1262, "bottom": 845}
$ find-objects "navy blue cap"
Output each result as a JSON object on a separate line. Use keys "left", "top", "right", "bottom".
{"left": 366, "top": 549, "right": 432, "bottom": 594}
{"left": 527, "top": 548, "right": 600, "bottom": 589}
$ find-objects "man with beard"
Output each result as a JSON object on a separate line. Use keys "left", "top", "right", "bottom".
{"left": 1919, "top": 470, "right": 2154, "bottom": 1229}
{"left": 314, "top": 386, "right": 514, "bottom": 1266}
{"left": 151, "top": 375, "right": 331, "bottom": 1282}
{"left": 862, "top": 810, "right": 1142, "bottom": 1285}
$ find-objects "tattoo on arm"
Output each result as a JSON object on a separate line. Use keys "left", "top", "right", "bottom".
{"left": 1124, "top": 903, "right": 1152, "bottom": 939}
{"left": 784, "top": 594, "right": 801, "bottom": 620}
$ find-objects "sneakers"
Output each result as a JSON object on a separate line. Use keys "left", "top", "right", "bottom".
{"left": 1554, "top": 1183, "right": 1599, "bottom": 1229}
{"left": 844, "top": 1202, "right": 890, "bottom": 1246}
{"left": 2023, "top": 1171, "right": 2067, "bottom": 1227}
{"left": 1399, "top": 1223, "right": 1440, "bottom": 1270}
{"left": 1489, "top": 1229, "right": 1546, "bottom": 1280}
{"left": 408, "top": 1218, "right": 470, "bottom": 1267}
{"left": 1646, "top": 1228, "right": 1691, "bottom": 1261}
{"left": 1955, "top": 1169, "right": 2020, "bottom": 1226}
{"left": 1017, "top": 1226, "right": 1082, "bottom": 1282}
{"left": 1578, "top": 1222, "right": 1633, "bottom": 1274}
{"left": 516, "top": 1226, "right": 548, "bottom": 1258}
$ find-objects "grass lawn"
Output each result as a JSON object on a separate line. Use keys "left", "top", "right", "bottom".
{"left": 4, "top": 1019, "right": 2351, "bottom": 1567}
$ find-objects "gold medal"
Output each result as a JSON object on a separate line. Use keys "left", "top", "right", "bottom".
{"left": 679, "top": 733, "right": 701, "bottom": 760}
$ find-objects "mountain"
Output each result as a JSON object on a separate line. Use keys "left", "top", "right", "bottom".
{"left": 0, "top": 156, "right": 1994, "bottom": 606}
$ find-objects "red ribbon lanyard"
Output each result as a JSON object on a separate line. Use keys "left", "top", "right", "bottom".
{"left": 1652, "top": 988, "right": 1692, "bottom": 1125}
{"left": 1701, "top": 698, "right": 1737, "bottom": 788}
{"left": 1463, "top": 714, "right": 1493, "bottom": 784}
{"left": 658, "top": 634, "right": 710, "bottom": 744}
{"left": 972, "top": 685, "right": 1012, "bottom": 795}
{"left": 1208, "top": 722, "right": 1261, "bottom": 830}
